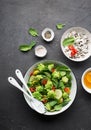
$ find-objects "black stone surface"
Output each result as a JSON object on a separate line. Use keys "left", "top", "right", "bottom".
{"left": 0, "top": 0, "right": 91, "bottom": 130}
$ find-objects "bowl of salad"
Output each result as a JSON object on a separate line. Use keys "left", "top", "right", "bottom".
{"left": 23, "top": 60, "right": 77, "bottom": 115}
{"left": 61, "top": 27, "right": 91, "bottom": 62}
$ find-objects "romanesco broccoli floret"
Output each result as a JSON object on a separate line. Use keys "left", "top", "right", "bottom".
{"left": 52, "top": 71, "right": 60, "bottom": 79}
{"left": 32, "top": 91, "right": 42, "bottom": 100}
{"left": 37, "top": 63, "right": 46, "bottom": 71}
{"left": 36, "top": 75, "right": 43, "bottom": 80}
{"left": 36, "top": 86, "right": 43, "bottom": 92}
{"left": 62, "top": 76, "right": 68, "bottom": 83}
{"left": 45, "top": 80, "right": 53, "bottom": 90}
{"left": 62, "top": 92, "right": 69, "bottom": 99}
{"left": 47, "top": 90, "right": 56, "bottom": 99}
{"left": 48, "top": 64, "right": 54, "bottom": 71}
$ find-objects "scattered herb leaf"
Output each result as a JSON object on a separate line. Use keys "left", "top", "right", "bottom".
{"left": 56, "top": 23, "right": 65, "bottom": 30}
{"left": 28, "top": 28, "right": 38, "bottom": 36}
{"left": 63, "top": 37, "right": 75, "bottom": 46}
{"left": 19, "top": 41, "right": 36, "bottom": 52}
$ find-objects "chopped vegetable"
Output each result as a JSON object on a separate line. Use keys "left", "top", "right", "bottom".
{"left": 41, "top": 79, "right": 48, "bottom": 85}
{"left": 33, "top": 91, "right": 42, "bottom": 100}
{"left": 48, "top": 64, "right": 54, "bottom": 71}
{"left": 62, "top": 76, "right": 69, "bottom": 83}
{"left": 37, "top": 63, "right": 46, "bottom": 71}
{"left": 28, "top": 28, "right": 38, "bottom": 36}
{"left": 64, "top": 87, "right": 70, "bottom": 94}
{"left": 52, "top": 71, "right": 60, "bottom": 79}
{"left": 27, "top": 62, "right": 72, "bottom": 112}
{"left": 62, "top": 92, "right": 69, "bottom": 99}
{"left": 55, "top": 89, "right": 62, "bottom": 99}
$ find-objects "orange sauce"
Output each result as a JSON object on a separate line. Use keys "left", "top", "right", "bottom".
{"left": 84, "top": 71, "right": 91, "bottom": 89}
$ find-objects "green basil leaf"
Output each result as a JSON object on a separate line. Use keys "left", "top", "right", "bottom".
{"left": 56, "top": 23, "right": 65, "bottom": 30}
{"left": 19, "top": 41, "right": 36, "bottom": 52}
{"left": 63, "top": 37, "right": 75, "bottom": 46}
{"left": 28, "top": 28, "right": 38, "bottom": 36}
{"left": 29, "top": 41, "right": 36, "bottom": 49}
{"left": 19, "top": 44, "right": 31, "bottom": 51}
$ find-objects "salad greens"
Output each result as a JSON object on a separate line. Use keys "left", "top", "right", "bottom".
{"left": 19, "top": 41, "right": 36, "bottom": 52}
{"left": 27, "top": 62, "right": 72, "bottom": 112}
{"left": 28, "top": 28, "right": 39, "bottom": 36}
{"left": 56, "top": 23, "right": 65, "bottom": 30}
{"left": 63, "top": 37, "right": 75, "bottom": 46}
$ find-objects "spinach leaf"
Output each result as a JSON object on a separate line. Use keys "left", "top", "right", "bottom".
{"left": 19, "top": 41, "right": 36, "bottom": 52}
{"left": 56, "top": 23, "right": 65, "bottom": 30}
{"left": 49, "top": 101, "right": 57, "bottom": 107}
{"left": 28, "top": 28, "right": 38, "bottom": 36}
{"left": 54, "top": 104, "right": 62, "bottom": 111}
{"left": 62, "top": 98, "right": 71, "bottom": 106}
{"left": 63, "top": 37, "right": 75, "bottom": 46}
{"left": 59, "top": 80, "right": 65, "bottom": 89}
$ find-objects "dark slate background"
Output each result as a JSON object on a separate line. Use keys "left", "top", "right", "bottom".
{"left": 0, "top": 0, "right": 91, "bottom": 130}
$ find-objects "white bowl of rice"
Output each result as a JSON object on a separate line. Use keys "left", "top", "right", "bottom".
{"left": 61, "top": 27, "right": 91, "bottom": 62}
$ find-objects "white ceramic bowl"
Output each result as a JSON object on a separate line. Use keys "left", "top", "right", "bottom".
{"left": 61, "top": 27, "right": 91, "bottom": 62}
{"left": 35, "top": 45, "right": 47, "bottom": 58}
{"left": 23, "top": 60, "right": 77, "bottom": 115}
{"left": 81, "top": 68, "right": 91, "bottom": 94}
{"left": 42, "top": 28, "right": 55, "bottom": 42}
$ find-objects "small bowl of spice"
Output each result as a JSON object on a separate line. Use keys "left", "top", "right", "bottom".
{"left": 42, "top": 28, "right": 55, "bottom": 42}
{"left": 35, "top": 45, "right": 47, "bottom": 58}
{"left": 81, "top": 68, "right": 91, "bottom": 93}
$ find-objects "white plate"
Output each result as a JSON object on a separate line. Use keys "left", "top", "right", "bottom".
{"left": 23, "top": 60, "right": 77, "bottom": 115}
{"left": 61, "top": 27, "right": 91, "bottom": 62}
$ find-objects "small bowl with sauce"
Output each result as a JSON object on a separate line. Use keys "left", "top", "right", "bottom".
{"left": 42, "top": 28, "right": 55, "bottom": 42}
{"left": 81, "top": 68, "right": 91, "bottom": 93}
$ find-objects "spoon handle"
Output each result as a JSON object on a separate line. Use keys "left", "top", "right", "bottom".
{"left": 15, "top": 69, "right": 32, "bottom": 96}
{"left": 8, "top": 77, "right": 32, "bottom": 100}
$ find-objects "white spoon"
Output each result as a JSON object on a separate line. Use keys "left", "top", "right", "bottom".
{"left": 15, "top": 69, "right": 32, "bottom": 97}
{"left": 8, "top": 77, "right": 46, "bottom": 114}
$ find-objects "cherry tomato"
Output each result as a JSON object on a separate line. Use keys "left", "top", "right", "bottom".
{"left": 30, "top": 87, "right": 36, "bottom": 93}
{"left": 64, "top": 87, "right": 70, "bottom": 94}
{"left": 68, "top": 45, "right": 78, "bottom": 57}
{"left": 42, "top": 99, "right": 48, "bottom": 104}
{"left": 52, "top": 86, "right": 56, "bottom": 91}
{"left": 41, "top": 79, "right": 47, "bottom": 85}
{"left": 71, "top": 51, "right": 76, "bottom": 57}
{"left": 30, "top": 71, "right": 34, "bottom": 76}
{"left": 51, "top": 68, "right": 55, "bottom": 73}
{"left": 68, "top": 45, "right": 74, "bottom": 50}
